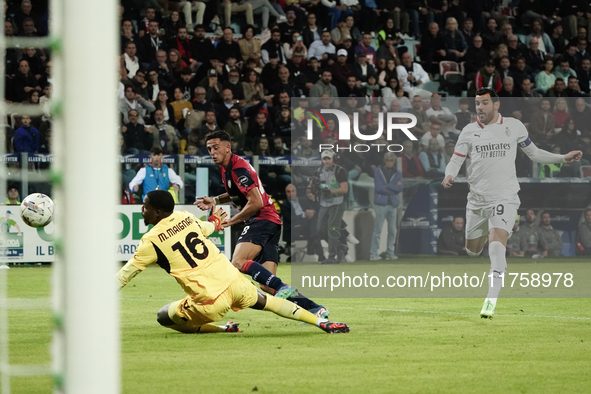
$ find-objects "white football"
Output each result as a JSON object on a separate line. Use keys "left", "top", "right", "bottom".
{"left": 20, "top": 193, "right": 54, "bottom": 228}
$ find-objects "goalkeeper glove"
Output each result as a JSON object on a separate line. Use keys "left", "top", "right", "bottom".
{"left": 208, "top": 205, "right": 228, "bottom": 231}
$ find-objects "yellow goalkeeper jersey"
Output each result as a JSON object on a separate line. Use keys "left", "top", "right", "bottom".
{"left": 128, "top": 211, "right": 240, "bottom": 302}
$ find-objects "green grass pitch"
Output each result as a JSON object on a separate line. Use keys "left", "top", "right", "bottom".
{"left": 2, "top": 259, "right": 591, "bottom": 393}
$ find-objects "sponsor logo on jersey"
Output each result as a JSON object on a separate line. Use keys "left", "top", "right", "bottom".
{"left": 474, "top": 142, "right": 511, "bottom": 158}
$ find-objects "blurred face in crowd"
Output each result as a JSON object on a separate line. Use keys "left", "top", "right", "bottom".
{"left": 148, "top": 70, "right": 158, "bottom": 83}
{"left": 134, "top": 71, "right": 145, "bottom": 83}
{"left": 321, "top": 71, "right": 332, "bottom": 84}
{"left": 222, "top": 89, "right": 233, "bottom": 103}
{"left": 25, "top": 47, "right": 36, "bottom": 58}
{"left": 383, "top": 154, "right": 395, "bottom": 169}
{"left": 554, "top": 79, "right": 565, "bottom": 92}
{"left": 122, "top": 20, "right": 133, "bottom": 33}
{"left": 560, "top": 61, "right": 570, "bottom": 73}
{"left": 402, "top": 52, "right": 412, "bottom": 67}
{"left": 532, "top": 21, "right": 542, "bottom": 34}
{"left": 18, "top": 60, "right": 29, "bottom": 74}
{"left": 412, "top": 96, "right": 423, "bottom": 110}
{"left": 544, "top": 59, "right": 553, "bottom": 71}
{"left": 540, "top": 100, "right": 550, "bottom": 112}
{"left": 287, "top": 9, "right": 296, "bottom": 22}
{"left": 516, "top": 58, "right": 526, "bottom": 70}
{"left": 464, "top": 19, "right": 473, "bottom": 32}
{"left": 244, "top": 27, "right": 254, "bottom": 40}
{"left": 145, "top": 8, "right": 156, "bottom": 21}
{"left": 206, "top": 111, "right": 216, "bottom": 124}
{"left": 4, "top": 21, "right": 13, "bottom": 36}
{"left": 195, "top": 26, "right": 206, "bottom": 40}
{"left": 181, "top": 72, "right": 192, "bottom": 83}
{"left": 446, "top": 18, "right": 458, "bottom": 33}
{"left": 21, "top": 1, "right": 31, "bottom": 14}
{"left": 259, "top": 137, "right": 268, "bottom": 151}
{"left": 452, "top": 217, "right": 464, "bottom": 231}
{"left": 173, "top": 87, "right": 183, "bottom": 101}
{"left": 503, "top": 78, "right": 513, "bottom": 92}
{"left": 526, "top": 209, "right": 536, "bottom": 224}
{"left": 149, "top": 21, "right": 159, "bottom": 35}
{"left": 156, "top": 50, "right": 166, "bottom": 63}
{"left": 125, "top": 43, "right": 136, "bottom": 57}
{"left": 487, "top": 18, "right": 497, "bottom": 31}
{"left": 568, "top": 77, "right": 580, "bottom": 91}
{"left": 187, "top": 145, "right": 198, "bottom": 155}
{"left": 272, "top": 31, "right": 281, "bottom": 43}
{"left": 429, "top": 138, "right": 440, "bottom": 152}
{"left": 279, "top": 92, "right": 290, "bottom": 105}
{"left": 430, "top": 94, "right": 441, "bottom": 108}
{"left": 390, "top": 99, "right": 401, "bottom": 112}
{"left": 402, "top": 140, "right": 414, "bottom": 155}
{"left": 128, "top": 111, "right": 139, "bottom": 125}
{"left": 177, "top": 27, "right": 188, "bottom": 40}
{"left": 125, "top": 87, "right": 135, "bottom": 100}
{"left": 321, "top": 31, "right": 331, "bottom": 45}
{"left": 346, "top": 15, "right": 354, "bottom": 28}
{"left": 521, "top": 78, "right": 532, "bottom": 93}
{"left": 322, "top": 155, "right": 333, "bottom": 169}
{"left": 274, "top": 137, "right": 284, "bottom": 151}
{"left": 508, "top": 36, "right": 518, "bottom": 49}
{"left": 583, "top": 59, "right": 591, "bottom": 71}
{"left": 541, "top": 212, "right": 551, "bottom": 226}
{"left": 23, "top": 19, "right": 35, "bottom": 35}
{"left": 21, "top": 115, "right": 31, "bottom": 127}
{"left": 576, "top": 98, "right": 586, "bottom": 112}
{"left": 256, "top": 113, "right": 267, "bottom": 126}
{"left": 292, "top": 53, "right": 303, "bottom": 64}
{"left": 500, "top": 57, "right": 510, "bottom": 70}
{"left": 362, "top": 34, "right": 371, "bottom": 47}
{"left": 430, "top": 123, "right": 441, "bottom": 137}
{"left": 170, "top": 11, "right": 180, "bottom": 22}
{"left": 428, "top": 23, "right": 438, "bottom": 36}
{"left": 286, "top": 184, "right": 296, "bottom": 201}
{"left": 307, "top": 13, "right": 316, "bottom": 26}
{"left": 347, "top": 76, "right": 357, "bottom": 89}
{"left": 473, "top": 36, "right": 482, "bottom": 48}
{"left": 502, "top": 24, "right": 512, "bottom": 37}
{"left": 567, "top": 45, "right": 577, "bottom": 56}
{"left": 154, "top": 110, "right": 164, "bottom": 124}
{"left": 43, "top": 84, "right": 52, "bottom": 98}
{"left": 195, "top": 87, "right": 206, "bottom": 100}
{"left": 279, "top": 67, "right": 289, "bottom": 83}
{"left": 157, "top": 90, "right": 167, "bottom": 102}
{"left": 230, "top": 108, "right": 240, "bottom": 120}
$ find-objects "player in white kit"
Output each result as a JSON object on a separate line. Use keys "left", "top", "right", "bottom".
{"left": 442, "top": 88, "right": 582, "bottom": 318}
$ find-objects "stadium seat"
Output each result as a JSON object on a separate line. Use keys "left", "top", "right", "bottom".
{"left": 580, "top": 165, "right": 591, "bottom": 178}
{"left": 439, "top": 61, "right": 462, "bottom": 77}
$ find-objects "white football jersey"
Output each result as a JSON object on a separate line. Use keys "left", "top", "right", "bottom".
{"left": 454, "top": 114, "right": 530, "bottom": 206}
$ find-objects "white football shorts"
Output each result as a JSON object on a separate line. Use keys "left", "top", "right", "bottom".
{"left": 465, "top": 200, "right": 519, "bottom": 240}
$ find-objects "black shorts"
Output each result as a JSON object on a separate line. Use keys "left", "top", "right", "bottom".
{"left": 236, "top": 218, "right": 281, "bottom": 265}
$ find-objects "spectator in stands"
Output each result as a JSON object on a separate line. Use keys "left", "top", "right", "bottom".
{"left": 576, "top": 208, "right": 591, "bottom": 255}
{"left": 407, "top": 95, "right": 428, "bottom": 137}
{"left": 563, "top": 0, "right": 591, "bottom": 40}
{"left": 511, "top": 57, "right": 532, "bottom": 93}
{"left": 369, "top": 151, "right": 403, "bottom": 260}
{"left": 191, "top": 25, "right": 216, "bottom": 68}
{"left": 262, "top": 29, "right": 287, "bottom": 65}
{"left": 170, "top": 66, "right": 195, "bottom": 101}
{"left": 149, "top": 50, "right": 174, "bottom": 84}
{"left": 550, "top": 22, "right": 567, "bottom": 57}
{"left": 535, "top": 59, "right": 556, "bottom": 94}
{"left": 552, "top": 98, "right": 571, "bottom": 128}
{"left": 526, "top": 37, "right": 547, "bottom": 72}
{"left": 223, "top": 105, "right": 248, "bottom": 151}
{"left": 506, "top": 35, "right": 528, "bottom": 65}
{"left": 353, "top": 53, "right": 375, "bottom": 87}
{"left": 271, "top": 66, "right": 296, "bottom": 98}
{"left": 554, "top": 58, "right": 577, "bottom": 82}
{"left": 199, "top": 69, "right": 223, "bottom": 104}
{"left": 170, "top": 87, "right": 193, "bottom": 125}
{"left": 381, "top": 77, "right": 405, "bottom": 108}
{"left": 426, "top": 93, "right": 457, "bottom": 138}
{"left": 521, "top": 209, "right": 547, "bottom": 258}
{"left": 284, "top": 31, "right": 308, "bottom": 60}
{"left": 129, "top": 146, "right": 183, "bottom": 201}
{"left": 565, "top": 75, "right": 588, "bottom": 97}
{"left": 146, "top": 70, "right": 168, "bottom": 103}
{"left": 223, "top": 69, "right": 245, "bottom": 102}
{"left": 309, "top": 69, "right": 338, "bottom": 97}
{"left": 13, "top": 115, "right": 39, "bottom": 154}
{"left": 355, "top": 33, "right": 377, "bottom": 65}
{"left": 419, "top": 138, "right": 445, "bottom": 178}
{"left": 399, "top": 140, "right": 424, "bottom": 177}
{"left": 20, "top": 17, "right": 38, "bottom": 38}
{"left": 578, "top": 58, "right": 591, "bottom": 93}
{"left": 481, "top": 18, "right": 501, "bottom": 53}
{"left": 222, "top": 0, "right": 254, "bottom": 28}
{"left": 119, "top": 84, "right": 156, "bottom": 124}
{"left": 377, "top": 58, "right": 397, "bottom": 88}
{"left": 529, "top": 99, "right": 555, "bottom": 145}
{"left": 121, "top": 110, "right": 153, "bottom": 154}
{"left": 525, "top": 19, "right": 555, "bottom": 57}
{"left": 302, "top": 13, "right": 322, "bottom": 49}
{"left": 444, "top": 17, "right": 467, "bottom": 62}
{"left": 571, "top": 97, "right": 591, "bottom": 133}
{"left": 198, "top": 109, "right": 222, "bottom": 137}
{"left": 273, "top": 133, "right": 290, "bottom": 155}
{"left": 331, "top": 49, "right": 354, "bottom": 91}
{"left": 396, "top": 51, "right": 431, "bottom": 99}
{"left": 437, "top": 216, "right": 467, "bottom": 255}
{"left": 574, "top": 38, "right": 591, "bottom": 67}
{"left": 12, "top": 59, "right": 40, "bottom": 102}
{"left": 261, "top": 51, "right": 280, "bottom": 89}
{"left": 216, "top": 27, "right": 243, "bottom": 62}
{"left": 505, "top": 219, "right": 526, "bottom": 257}
{"left": 464, "top": 35, "right": 487, "bottom": 76}
{"left": 5, "top": 185, "right": 20, "bottom": 205}
{"left": 167, "top": 27, "right": 194, "bottom": 68}
{"left": 331, "top": 16, "right": 351, "bottom": 46}
{"left": 308, "top": 30, "right": 336, "bottom": 61}
{"left": 249, "top": 111, "right": 274, "bottom": 145}
{"left": 420, "top": 22, "right": 446, "bottom": 75}
{"left": 130, "top": 70, "right": 149, "bottom": 100}
{"left": 546, "top": 77, "right": 567, "bottom": 97}
{"left": 498, "top": 76, "right": 520, "bottom": 98}
{"left": 420, "top": 122, "right": 445, "bottom": 149}
{"left": 556, "top": 117, "right": 584, "bottom": 155}
{"left": 454, "top": 97, "right": 472, "bottom": 131}
{"left": 149, "top": 109, "right": 179, "bottom": 154}
{"left": 539, "top": 211, "right": 564, "bottom": 257}
{"left": 140, "top": 20, "right": 165, "bottom": 65}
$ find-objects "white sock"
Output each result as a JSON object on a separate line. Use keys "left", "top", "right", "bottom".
{"left": 486, "top": 241, "right": 507, "bottom": 307}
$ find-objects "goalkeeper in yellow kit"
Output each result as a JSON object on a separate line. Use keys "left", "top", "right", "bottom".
{"left": 117, "top": 190, "right": 349, "bottom": 334}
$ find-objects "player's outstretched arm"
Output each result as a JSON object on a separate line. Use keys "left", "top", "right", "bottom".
{"left": 194, "top": 193, "right": 231, "bottom": 210}
{"left": 522, "top": 142, "right": 582, "bottom": 164}
{"left": 116, "top": 261, "right": 142, "bottom": 290}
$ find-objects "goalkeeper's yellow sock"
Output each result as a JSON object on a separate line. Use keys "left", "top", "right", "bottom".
{"left": 263, "top": 296, "right": 324, "bottom": 326}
